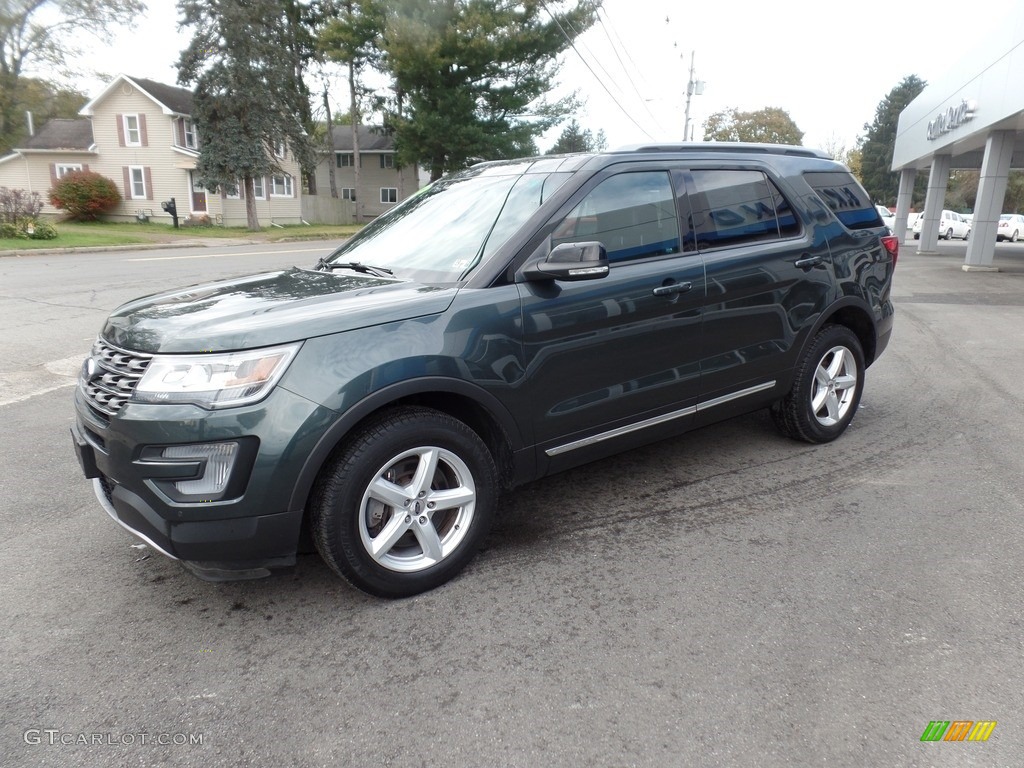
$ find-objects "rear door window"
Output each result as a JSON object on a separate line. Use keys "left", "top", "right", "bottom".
{"left": 688, "top": 169, "right": 800, "bottom": 250}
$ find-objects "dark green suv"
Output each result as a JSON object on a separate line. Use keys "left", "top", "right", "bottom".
{"left": 72, "top": 144, "right": 897, "bottom": 597}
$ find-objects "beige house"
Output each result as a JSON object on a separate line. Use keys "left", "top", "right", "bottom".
{"left": 303, "top": 124, "right": 420, "bottom": 223}
{"left": 0, "top": 75, "right": 304, "bottom": 227}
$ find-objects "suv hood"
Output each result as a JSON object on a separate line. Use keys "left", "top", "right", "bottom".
{"left": 102, "top": 268, "right": 458, "bottom": 353}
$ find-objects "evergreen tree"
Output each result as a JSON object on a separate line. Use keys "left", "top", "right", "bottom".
{"left": 546, "top": 119, "right": 607, "bottom": 154}
{"left": 860, "top": 75, "right": 926, "bottom": 206}
{"left": 177, "top": 0, "right": 319, "bottom": 230}
{"left": 379, "top": 0, "right": 600, "bottom": 181}
{"left": 702, "top": 107, "right": 804, "bottom": 145}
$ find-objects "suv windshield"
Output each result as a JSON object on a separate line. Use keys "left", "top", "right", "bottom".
{"left": 325, "top": 164, "right": 571, "bottom": 283}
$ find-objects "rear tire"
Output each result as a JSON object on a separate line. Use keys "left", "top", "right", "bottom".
{"left": 311, "top": 407, "right": 497, "bottom": 598}
{"left": 945, "top": 228, "right": 953, "bottom": 240}
{"left": 771, "top": 325, "right": 865, "bottom": 444}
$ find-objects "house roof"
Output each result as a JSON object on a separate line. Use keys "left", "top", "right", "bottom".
{"left": 330, "top": 125, "right": 395, "bottom": 152}
{"left": 18, "top": 118, "right": 95, "bottom": 151}
{"left": 80, "top": 74, "right": 194, "bottom": 117}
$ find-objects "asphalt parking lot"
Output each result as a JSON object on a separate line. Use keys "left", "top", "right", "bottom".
{"left": 1, "top": 239, "right": 1022, "bottom": 767}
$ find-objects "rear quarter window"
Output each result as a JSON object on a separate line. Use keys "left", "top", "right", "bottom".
{"left": 803, "top": 171, "right": 882, "bottom": 230}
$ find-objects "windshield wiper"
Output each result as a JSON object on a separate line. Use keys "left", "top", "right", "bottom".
{"left": 315, "top": 258, "right": 394, "bottom": 277}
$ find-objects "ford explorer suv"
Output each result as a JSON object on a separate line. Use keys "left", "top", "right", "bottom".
{"left": 72, "top": 144, "right": 897, "bottom": 598}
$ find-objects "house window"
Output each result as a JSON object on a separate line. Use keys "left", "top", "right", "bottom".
{"left": 336, "top": 152, "right": 355, "bottom": 168}
{"left": 252, "top": 177, "right": 265, "bottom": 200}
{"left": 274, "top": 140, "right": 286, "bottom": 159}
{"left": 379, "top": 154, "right": 395, "bottom": 169}
{"left": 55, "top": 164, "right": 82, "bottom": 178}
{"left": 342, "top": 188, "right": 356, "bottom": 201}
{"left": 271, "top": 174, "right": 293, "bottom": 197}
{"left": 129, "top": 166, "right": 147, "bottom": 199}
{"left": 183, "top": 119, "right": 197, "bottom": 149}
{"left": 123, "top": 114, "right": 142, "bottom": 146}
{"left": 380, "top": 187, "right": 398, "bottom": 204}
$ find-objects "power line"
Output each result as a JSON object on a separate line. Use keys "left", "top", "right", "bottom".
{"left": 592, "top": 7, "right": 666, "bottom": 133}
{"left": 538, "top": 0, "right": 655, "bottom": 140}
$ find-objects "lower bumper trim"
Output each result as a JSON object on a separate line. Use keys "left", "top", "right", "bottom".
{"left": 93, "top": 478, "right": 179, "bottom": 561}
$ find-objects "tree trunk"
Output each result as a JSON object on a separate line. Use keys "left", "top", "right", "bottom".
{"left": 324, "top": 88, "right": 338, "bottom": 199}
{"left": 349, "top": 62, "right": 362, "bottom": 222}
{"left": 243, "top": 175, "right": 260, "bottom": 230}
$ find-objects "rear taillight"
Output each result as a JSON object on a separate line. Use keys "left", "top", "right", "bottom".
{"left": 881, "top": 235, "right": 899, "bottom": 266}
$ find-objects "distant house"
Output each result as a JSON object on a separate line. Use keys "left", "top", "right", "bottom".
{"left": 303, "top": 124, "right": 420, "bottom": 223}
{"left": 0, "top": 74, "right": 304, "bottom": 227}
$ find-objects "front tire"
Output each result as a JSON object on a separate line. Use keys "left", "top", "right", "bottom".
{"left": 964, "top": 228, "right": 970, "bottom": 241}
{"left": 311, "top": 407, "right": 497, "bottom": 598}
{"left": 771, "top": 325, "right": 865, "bottom": 444}
{"left": 1012, "top": 230, "right": 1019, "bottom": 243}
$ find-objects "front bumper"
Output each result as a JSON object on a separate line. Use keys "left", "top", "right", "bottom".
{"left": 72, "top": 384, "right": 336, "bottom": 580}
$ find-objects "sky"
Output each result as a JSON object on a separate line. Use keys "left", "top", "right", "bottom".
{"left": 48, "top": 0, "right": 1018, "bottom": 156}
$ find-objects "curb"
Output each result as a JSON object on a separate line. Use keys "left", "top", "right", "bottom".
{"left": 0, "top": 234, "right": 344, "bottom": 258}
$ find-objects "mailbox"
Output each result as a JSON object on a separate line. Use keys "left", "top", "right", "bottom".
{"left": 160, "top": 197, "right": 179, "bottom": 228}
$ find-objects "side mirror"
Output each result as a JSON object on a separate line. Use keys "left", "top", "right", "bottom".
{"left": 523, "top": 241, "right": 609, "bottom": 282}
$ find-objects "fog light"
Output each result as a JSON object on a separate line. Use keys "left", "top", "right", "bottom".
{"left": 162, "top": 442, "right": 239, "bottom": 495}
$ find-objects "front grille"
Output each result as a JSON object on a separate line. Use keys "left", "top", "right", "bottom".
{"left": 81, "top": 338, "right": 153, "bottom": 417}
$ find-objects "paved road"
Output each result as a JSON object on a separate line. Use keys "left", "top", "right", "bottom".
{"left": 1, "top": 241, "right": 1023, "bottom": 767}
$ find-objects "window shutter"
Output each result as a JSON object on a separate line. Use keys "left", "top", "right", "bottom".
{"left": 176, "top": 119, "right": 185, "bottom": 146}
{"left": 144, "top": 167, "right": 153, "bottom": 200}
{"left": 49, "top": 164, "right": 58, "bottom": 186}
{"left": 139, "top": 114, "right": 148, "bottom": 146}
{"left": 116, "top": 115, "right": 125, "bottom": 147}
{"left": 122, "top": 167, "right": 131, "bottom": 198}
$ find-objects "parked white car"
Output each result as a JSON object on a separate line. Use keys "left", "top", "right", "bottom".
{"left": 875, "top": 204, "right": 895, "bottom": 230}
{"left": 912, "top": 210, "right": 971, "bottom": 240}
{"left": 997, "top": 213, "right": 1024, "bottom": 242}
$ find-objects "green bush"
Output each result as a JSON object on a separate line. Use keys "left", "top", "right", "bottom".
{"left": 0, "top": 222, "right": 27, "bottom": 239}
{"left": 27, "top": 220, "right": 58, "bottom": 240}
{"left": 49, "top": 170, "right": 122, "bottom": 221}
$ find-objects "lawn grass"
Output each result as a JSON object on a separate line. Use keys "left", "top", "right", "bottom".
{"left": 0, "top": 220, "right": 362, "bottom": 252}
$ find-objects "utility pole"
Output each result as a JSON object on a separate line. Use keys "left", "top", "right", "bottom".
{"left": 683, "top": 51, "right": 705, "bottom": 141}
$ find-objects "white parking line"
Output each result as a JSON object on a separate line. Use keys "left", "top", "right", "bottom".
{"left": 124, "top": 246, "right": 336, "bottom": 262}
{"left": 0, "top": 380, "right": 76, "bottom": 408}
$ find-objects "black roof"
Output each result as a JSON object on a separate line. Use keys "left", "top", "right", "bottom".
{"left": 128, "top": 76, "right": 194, "bottom": 115}
{"left": 19, "top": 118, "right": 94, "bottom": 151}
{"left": 330, "top": 124, "right": 394, "bottom": 152}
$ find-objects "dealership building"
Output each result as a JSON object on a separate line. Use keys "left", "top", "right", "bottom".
{"left": 891, "top": 10, "right": 1024, "bottom": 271}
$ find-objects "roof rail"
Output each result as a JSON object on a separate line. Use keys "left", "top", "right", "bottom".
{"left": 613, "top": 142, "right": 831, "bottom": 160}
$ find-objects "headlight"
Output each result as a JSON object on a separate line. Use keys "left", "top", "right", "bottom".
{"left": 133, "top": 343, "right": 300, "bottom": 409}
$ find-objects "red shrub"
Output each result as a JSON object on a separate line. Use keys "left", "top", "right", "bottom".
{"left": 49, "top": 170, "right": 122, "bottom": 221}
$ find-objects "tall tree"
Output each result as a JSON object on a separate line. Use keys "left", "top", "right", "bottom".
{"left": 0, "top": 0, "right": 144, "bottom": 153}
{"left": 177, "top": 0, "right": 319, "bottom": 230}
{"left": 380, "top": 0, "right": 600, "bottom": 182}
{"left": 546, "top": 118, "right": 606, "bottom": 154}
{"left": 702, "top": 107, "right": 804, "bottom": 145}
{"left": 320, "top": 0, "right": 386, "bottom": 219}
{"left": 860, "top": 75, "right": 926, "bottom": 206}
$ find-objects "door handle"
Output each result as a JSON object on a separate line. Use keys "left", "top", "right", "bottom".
{"left": 652, "top": 281, "right": 693, "bottom": 297}
{"left": 794, "top": 255, "right": 824, "bottom": 269}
